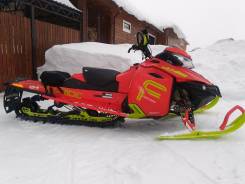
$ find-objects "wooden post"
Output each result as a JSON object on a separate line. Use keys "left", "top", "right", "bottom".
{"left": 30, "top": 5, "right": 37, "bottom": 79}
{"left": 80, "top": 11, "right": 83, "bottom": 42}
{"left": 111, "top": 7, "right": 122, "bottom": 44}
{"left": 97, "top": 13, "right": 101, "bottom": 42}
{"left": 78, "top": 0, "right": 87, "bottom": 42}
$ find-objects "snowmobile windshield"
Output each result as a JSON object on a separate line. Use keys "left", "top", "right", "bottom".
{"left": 173, "top": 54, "right": 194, "bottom": 69}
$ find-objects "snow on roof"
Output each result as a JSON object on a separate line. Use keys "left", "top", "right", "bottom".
{"left": 52, "top": 0, "right": 185, "bottom": 39}
{"left": 52, "top": 0, "right": 79, "bottom": 11}
{"left": 112, "top": 0, "right": 186, "bottom": 39}
{"left": 161, "top": 24, "right": 186, "bottom": 40}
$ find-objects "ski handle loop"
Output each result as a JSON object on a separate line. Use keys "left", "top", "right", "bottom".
{"left": 219, "top": 105, "right": 245, "bottom": 130}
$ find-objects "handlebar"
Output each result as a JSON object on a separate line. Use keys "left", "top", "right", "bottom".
{"left": 127, "top": 29, "right": 152, "bottom": 59}
{"left": 128, "top": 45, "right": 139, "bottom": 53}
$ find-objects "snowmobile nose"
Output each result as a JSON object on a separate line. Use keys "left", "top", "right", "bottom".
{"left": 207, "top": 85, "right": 222, "bottom": 97}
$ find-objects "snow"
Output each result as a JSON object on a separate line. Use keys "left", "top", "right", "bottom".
{"left": 162, "top": 24, "right": 186, "bottom": 40}
{"left": 53, "top": 0, "right": 79, "bottom": 10}
{"left": 37, "top": 42, "right": 166, "bottom": 76}
{"left": 112, "top": 0, "right": 186, "bottom": 39}
{"left": 192, "top": 39, "right": 245, "bottom": 101}
{"left": 1, "top": 40, "right": 245, "bottom": 184}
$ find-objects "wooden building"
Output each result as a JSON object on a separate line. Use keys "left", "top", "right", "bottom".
{"left": 70, "top": 0, "right": 188, "bottom": 50}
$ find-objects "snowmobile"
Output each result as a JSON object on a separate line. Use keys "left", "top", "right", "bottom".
{"left": 3, "top": 30, "right": 245, "bottom": 140}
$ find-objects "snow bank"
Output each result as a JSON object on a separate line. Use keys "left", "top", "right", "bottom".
{"left": 192, "top": 39, "right": 245, "bottom": 101}
{"left": 37, "top": 42, "right": 166, "bottom": 76}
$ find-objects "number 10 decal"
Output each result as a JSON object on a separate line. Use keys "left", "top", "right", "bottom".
{"left": 136, "top": 80, "right": 167, "bottom": 101}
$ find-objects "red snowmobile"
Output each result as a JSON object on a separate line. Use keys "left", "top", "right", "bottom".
{"left": 3, "top": 30, "right": 245, "bottom": 140}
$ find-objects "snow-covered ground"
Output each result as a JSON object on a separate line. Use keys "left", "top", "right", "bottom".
{"left": 1, "top": 40, "right": 245, "bottom": 184}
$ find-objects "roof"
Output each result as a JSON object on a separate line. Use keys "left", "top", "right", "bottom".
{"left": 112, "top": 0, "right": 186, "bottom": 39}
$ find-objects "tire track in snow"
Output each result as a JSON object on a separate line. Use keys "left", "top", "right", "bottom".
{"left": 163, "top": 143, "right": 219, "bottom": 184}
{"left": 67, "top": 149, "right": 75, "bottom": 184}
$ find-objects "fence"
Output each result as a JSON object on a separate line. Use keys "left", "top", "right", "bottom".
{"left": 36, "top": 20, "right": 81, "bottom": 66}
{"left": 0, "top": 11, "right": 80, "bottom": 90}
{"left": 0, "top": 11, "right": 32, "bottom": 89}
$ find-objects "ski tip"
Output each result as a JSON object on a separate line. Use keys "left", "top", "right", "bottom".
{"left": 157, "top": 113, "right": 245, "bottom": 141}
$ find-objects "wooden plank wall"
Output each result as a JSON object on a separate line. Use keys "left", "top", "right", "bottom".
{"left": 0, "top": 12, "right": 32, "bottom": 90}
{"left": 0, "top": 12, "right": 81, "bottom": 91}
{"left": 36, "top": 20, "right": 81, "bottom": 67}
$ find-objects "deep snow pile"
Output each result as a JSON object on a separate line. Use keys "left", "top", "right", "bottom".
{"left": 1, "top": 40, "right": 245, "bottom": 184}
{"left": 37, "top": 42, "right": 165, "bottom": 76}
{"left": 191, "top": 39, "right": 245, "bottom": 101}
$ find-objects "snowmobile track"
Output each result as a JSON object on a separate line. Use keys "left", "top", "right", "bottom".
{"left": 16, "top": 113, "right": 124, "bottom": 128}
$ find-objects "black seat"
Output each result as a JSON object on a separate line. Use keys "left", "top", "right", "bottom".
{"left": 40, "top": 71, "right": 71, "bottom": 86}
{"left": 63, "top": 67, "right": 120, "bottom": 92}
{"left": 83, "top": 67, "right": 120, "bottom": 86}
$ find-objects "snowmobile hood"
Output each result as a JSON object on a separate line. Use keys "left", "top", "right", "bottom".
{"left": 165, "top": 47, "right": 192, "bottom": 60}
{"left": 180, "top": 67, "right": 213, "bottom": 84}
{"left": 143, "top": 59, "right": 212, "bottom": 85}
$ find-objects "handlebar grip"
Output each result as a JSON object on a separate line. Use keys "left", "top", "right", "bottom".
{"left": 128, "top": 47, "right": 133, "bottom": 53}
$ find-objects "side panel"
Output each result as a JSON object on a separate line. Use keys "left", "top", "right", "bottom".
{"left": 116, "top": 66, "right": 137, "bottom": 93}
{"left": 128, "top": 66, "right": 173, "bottom": 117}
{"left": 50, "top": 87, "right": 127, "bottom": 116}
{"left": 8, "top": 80, "right": 128, "bottom": 117}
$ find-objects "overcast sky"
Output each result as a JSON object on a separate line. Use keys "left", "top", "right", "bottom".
{"left": 126, "top": 0, "right": 245, "bottom": 48}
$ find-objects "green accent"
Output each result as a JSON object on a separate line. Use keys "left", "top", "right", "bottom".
{"left": 65, "top": 111, "right": 114, "bottom": 122}
{"left": 21, "top": 107, "right": 116, "bottom": 123}
{"left": 143, "top": 34, "right": 149, "bottom": 46}
{"left": 143, "top": 80, "right": 167, "bottom": 99}
{"left": 22, "top": 107, "right": 52, "bottom": 118}
{"left": 128, "top": 96, "right": 220, "bottom": 121}
{"left": 158, "top": 113, "right": 245, "bottom": 140}
{"left": 128, "top": 104, "right": 146, "bottom": 119}
{"left": 194, "top": 96, "right": 220, "bottom": 114}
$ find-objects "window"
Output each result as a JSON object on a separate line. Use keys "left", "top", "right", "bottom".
{"left": 123, "top": 20, "right": 132, "bottom": 33}
{"left": 148, "top": 33, "right": 156, "bottom": 45}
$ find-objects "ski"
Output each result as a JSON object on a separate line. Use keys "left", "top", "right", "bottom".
{"left": 158, "top": 105, "right": 245, "bottom": 140}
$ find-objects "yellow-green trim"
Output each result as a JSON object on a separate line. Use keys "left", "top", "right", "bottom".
{"left": 194, "top": 96, "right": 220, "bottom": 114}
{"left": 21, "top": 107, "right": 116, "bottom": 122}
{"left": 128, "top": 104, "right": 146, "bottom": 119}
{"left": 65, "top": 111, "right": 114, "bottom": 122}
{"left": 21, "top": 107, "right": 52, "bottom": 118}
